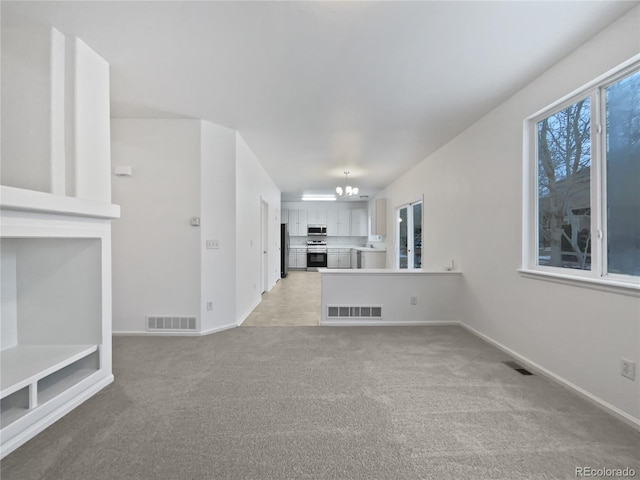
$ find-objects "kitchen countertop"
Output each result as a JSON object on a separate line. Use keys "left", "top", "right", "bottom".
{"left": 326, "top": 245, "right": 387, "bottom": 252}
{"left": 319, "top": 268, "right": 460, "bottom": 275}
{"left": 289, "top": 245, "right": 386, "bottom": 252}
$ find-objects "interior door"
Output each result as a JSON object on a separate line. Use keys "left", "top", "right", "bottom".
{"left": 261, "top": 199, "right": 269, "bottom": 293}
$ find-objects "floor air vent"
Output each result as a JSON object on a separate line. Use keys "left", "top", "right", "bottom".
{"left": 502, "top": 360, "right": 533, "bottom": 376}
{"left": 327, "top": 305, "right": 382, "bottom": 319}
{"left": 146, "top": 316, "right": 197, "bottom": 331}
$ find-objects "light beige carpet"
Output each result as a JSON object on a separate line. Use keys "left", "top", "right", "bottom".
{"left": 242, "top": 271, "right": 320, "bottom": 326}
{"left": 2, "top": 326, "right": 639, "bottom": 480}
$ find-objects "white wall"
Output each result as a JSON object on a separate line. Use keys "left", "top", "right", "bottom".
{"left": 1, "top": 26, "right": 111, "bottom": 201}
{"left": 200, "top": 122, "right": 237, "bottom": 333}
{"left": 111, "top": 119, "right": 202, "bottom": 333}
{"left": 377, "top": 7, "right": 640, "bottom": 422}
{"left": 71, "top": 37, "right": 111, "bottom": 203}
{"left": 1, "top": 26, "right": 56, "bottom": 192}
{"left": 321, "top": 272, "right": 463, "bottom": 326}
{"left": 235, "top": 133, "right": 281, "bottom": 323}
{"left": 1, "top": 243, "right": 18, "bottom": 350}
{"left": 111, "top": 120, "right": 281, "bottom": 333}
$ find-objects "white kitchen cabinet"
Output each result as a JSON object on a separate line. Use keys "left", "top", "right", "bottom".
{"left": 307, "top": 208, "right": 327, "bottom": 225}
{"left": 327, "top": 249, "right": 351, "bottom": 268}
{"left": 370, "top": 198, "right": 387, "bottom": 236}
{"left": 288, "top": 210, "right": 299, "bottom": 235}
{"left": 289, "top": 248, "right": 308, "bottom": 269}
{"left": 326, "top": 208, "right": 338, "bottom": 236}
{"left": 281, "top": 208, "right": 289, "bottom": 224}
{"left": 299, "top": 210, "right": 308, "bottom": 234}
{"left": 328, "top": 207, "right": 353, "bottom": 237}
{"left": 361, "top": 250, "right": 386, "bottom": 269}
{"left": 337, "top": 209, "right": 351, "bottom": 236}
{"left": 296, "top": 250, "right": 307, "bottom": 268}
{"left": 338, "top": 249, "right": 351, "bottom": 268}
{"left": 288, "top": 209, "right": 308, "bottom": 236}
{"left": 284, "top": 202, "right": 368, "bottom": 239}
{"left": 351, "top": 208, "right": 367, "bottom": 236}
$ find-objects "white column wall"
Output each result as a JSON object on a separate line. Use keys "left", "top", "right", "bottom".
{"left": 1, "top": 243, "right": 18, "bottom": 350}
{"left": 111, "top": 119, "right": 202, "bottom": 333}
{"left": 71, "top": 37, "right": 112, "bottom": 203}
{"left": 200, "top": 122, "right": 238, "bottom": 333}
{"left": 235, "top": 133, "right": 281, "bottom": 324}
{"left": 1, "top": 26, "right": 56, "bottom": 193}
{"left": 376, "top": 7, "right": 640, "bottom": 422}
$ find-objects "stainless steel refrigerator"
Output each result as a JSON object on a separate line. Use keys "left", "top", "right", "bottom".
{"left": 280, "top": 223, "right": 289, "bottom": 278}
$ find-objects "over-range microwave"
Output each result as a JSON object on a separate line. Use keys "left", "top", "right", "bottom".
{"left": 307, "top": 224, "right": 327, "bottom": 236}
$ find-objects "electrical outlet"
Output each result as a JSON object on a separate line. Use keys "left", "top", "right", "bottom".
{"left": 621, "top": 359, "right": 636, "bottom": 380}
{"left": 206, "top": 301, "right": 213, "bottom": 311}
{"left": 206, "top": 240, "right": 220, "bottom": 249}
{"left": 410, "top": 296, "right": 417, "bottom": 305}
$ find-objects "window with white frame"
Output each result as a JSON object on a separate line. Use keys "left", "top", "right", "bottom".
{"left": 524, "top": 58, "right": 640, "bottom": 287}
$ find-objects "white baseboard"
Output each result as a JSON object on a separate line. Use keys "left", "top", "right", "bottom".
{"left": 200, "top": 323, "right": 237, "bottom": 336}
{"left": 113, "top": 330, "right": 201, "bottom": 337}
{"left": 458, "top": 322, "right": 640, "bottom": 432}
{"left": 236, "top": 297, "right": 262, "bottom": 327}
{"left": 321, "top": 320, "right": 459, "bottom": 327}
{"left": 113, "top": 323, "right": 237, "bottom": 337}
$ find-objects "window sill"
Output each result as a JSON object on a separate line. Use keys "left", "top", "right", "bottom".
{"left": 518, "top": 269, "right": 640, "bottom": 297}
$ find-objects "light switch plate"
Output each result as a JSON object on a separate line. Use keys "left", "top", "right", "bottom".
{"left": 206, "top": 240, "right": 220, "bottom": 249}
{"left": 621, "top": 359, "right": 636, "bottom": 380}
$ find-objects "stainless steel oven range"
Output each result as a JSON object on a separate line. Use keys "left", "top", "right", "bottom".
{"left": 306, "top": 240, "right": 327, "bottom": 270}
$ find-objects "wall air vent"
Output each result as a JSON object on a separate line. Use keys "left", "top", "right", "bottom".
{"left": 326, "top": 305, "right": 382, "bottom": 319}
{"left": 146, "top": 316, "right": 197, "bottom": 331}
{"left": 502, "top": 360, "right": 534, "bottom": 376}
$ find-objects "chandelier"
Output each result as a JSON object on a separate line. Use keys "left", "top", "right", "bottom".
{"left": 336, "top": 171, "right": 359, "bottom": 197}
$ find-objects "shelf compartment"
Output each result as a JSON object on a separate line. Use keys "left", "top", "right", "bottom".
{"left": 1, "top": 345, "right": 98, "bottom": 398}
{"left": 37, "top": 350, "right": 99, "bottom": 405}
{"left": 0, "top": 387, "right": 29, "bottom": 428}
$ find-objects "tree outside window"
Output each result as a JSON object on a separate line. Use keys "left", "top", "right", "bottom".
{"left": 531, "top": 65, "right": 639, "bottom": 280}
{"left": 537, "top": 98, "right": 591, "bottom": 270}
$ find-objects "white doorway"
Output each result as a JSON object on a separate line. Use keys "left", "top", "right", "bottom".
{"left": 396, "top": 200, "right": 422, "bottom": 269}
{"left": 260, "top": 199, "right": 269, "bottom": 294}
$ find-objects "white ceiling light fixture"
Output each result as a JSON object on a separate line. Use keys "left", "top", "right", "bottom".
{"left": 301, "top": 195, "right": 336, "bottom": 202}
{"left": 336, "top": 171, "right": 359, "bottom": 198}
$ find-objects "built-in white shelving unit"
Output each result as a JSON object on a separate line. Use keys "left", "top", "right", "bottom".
{"left": 1, "top": 22, "right": 117, "bottom": 457}
{"left": 0, "top": 189, "right": 120, "bottom": 457}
